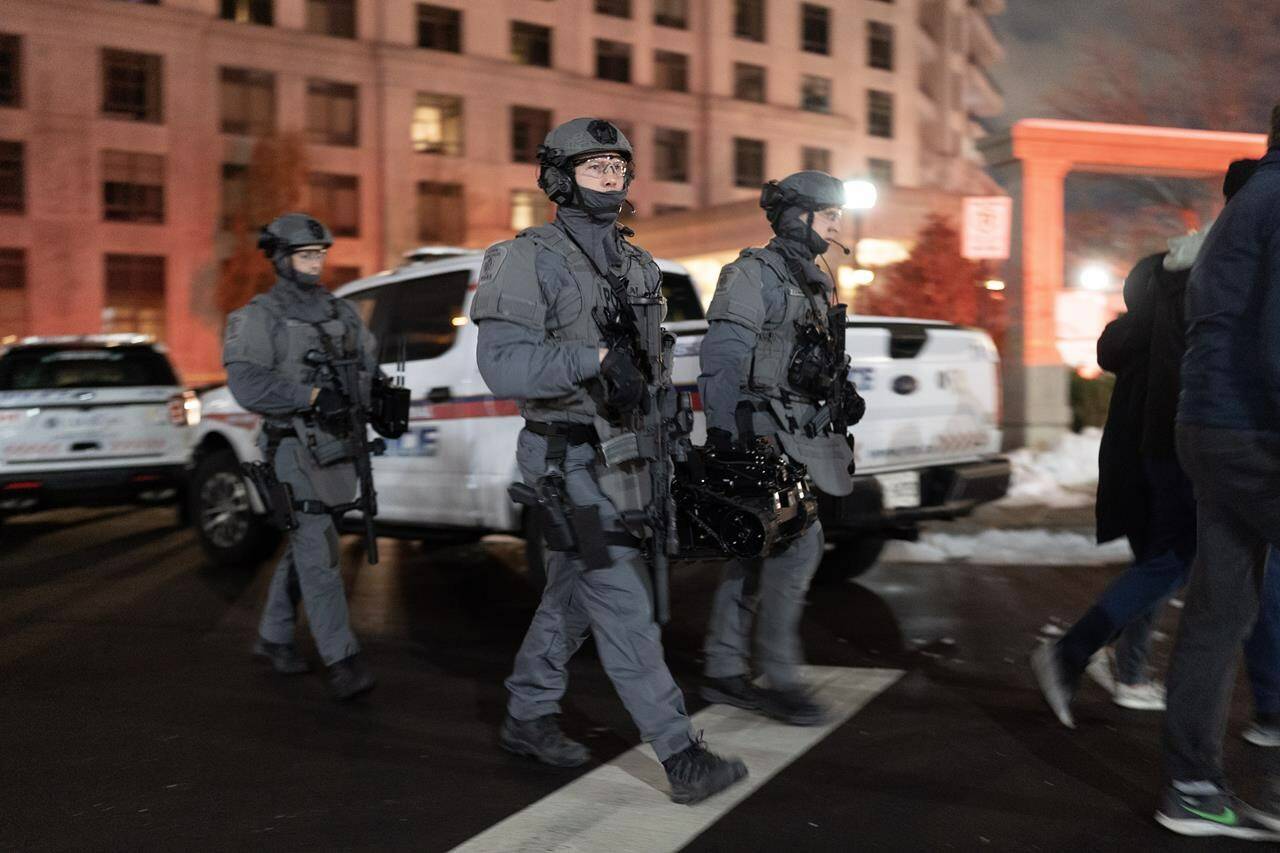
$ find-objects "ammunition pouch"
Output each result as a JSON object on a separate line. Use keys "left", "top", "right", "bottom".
{"left": 787, "top": 325, "right": 838, "bottom": 400}
{"left": 370, "top": 375, "right": 411, "bottom": 438}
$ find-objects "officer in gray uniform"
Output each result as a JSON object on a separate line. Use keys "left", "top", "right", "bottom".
{"left": 471, "top": 118, "right": 747, "bottom": 805}
{"left": 697, "top": 171, "right": 867, "bottom": 725}
{"left": 223, "top": 212, "right": 377, "bottom": 701}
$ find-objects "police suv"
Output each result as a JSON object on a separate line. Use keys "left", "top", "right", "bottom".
{"left": 190, "top": 249, "right": 1010, "bottom": 580}
{"left": 0, "top": 335, "right": 199, "bottom": 526}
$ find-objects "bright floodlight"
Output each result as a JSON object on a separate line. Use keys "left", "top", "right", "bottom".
{"left": 843, "top": 179, "right": 878, "bottom": 211}
{"left": 1078, "top": 265, "right": 1112, "bottom": 291}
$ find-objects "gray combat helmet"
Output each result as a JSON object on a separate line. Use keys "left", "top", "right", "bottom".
{"left": 761, "top": 171, "right": 845, "bottom": 256}
{"left": 258, "top": 212, "right": 334, "bottom": 284}
{"left": 537, "top": 118, "right": 634, "bottom": 206}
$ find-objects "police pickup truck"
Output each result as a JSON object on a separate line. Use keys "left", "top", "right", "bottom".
{"left": 0, "top": 335, "right": 199, "bottom": 527}
{"left": 190, "top": 249, "right": 1010, "bottom": 581}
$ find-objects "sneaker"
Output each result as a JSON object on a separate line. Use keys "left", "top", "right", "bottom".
{"left": 1084, "top": 649, "right": 1117, "bottom": 696}
{"left": 1155, "top": 785, "right": 1280, "bottom": 840}
{"left": 1030, "top": 643, "right": 1075, "bottom": 729}
{"left": 1114, "top": 681, "right": 1166, "bottom": 711}
{"left": 1243, "top": 713, "right": 1280, "bottom": 748}
{"left": 499, "top": 714, "right": 590, "bottom": 768}
{"left": 662, "top": 737, "right": 748, "bottom": 805}
{"left": 326, "top": 653, "right": 375, "bottom": 701}
{"left": 701, "top": 675, "right": 762, "bottom": 712}
{"left": 253, "top": 639, "right": 310, "bottom": 675}
{"left": 755, "top": 687, "right": 829, "bottom": 727}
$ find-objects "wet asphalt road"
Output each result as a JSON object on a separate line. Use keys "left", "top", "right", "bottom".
{"left": 0, "top": 506, "right": 1273, "bottom": 852}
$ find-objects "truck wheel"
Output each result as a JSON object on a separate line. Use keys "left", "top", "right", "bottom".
{"left": 191, "top": 449, "right": 281, "bottom": 567}
{"left": 815, "top": 535, "right": 887, "bottom": 584}
{"left": 522, "top": 510, "right": 547, "bottom": 592}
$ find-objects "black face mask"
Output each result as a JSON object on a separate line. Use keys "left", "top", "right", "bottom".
{"left": 575, "top": 186, "right": 628, "bottom": 219}
{"left": 273, "top": 255, "right": 323, "bottom": 289}
{"left": 773, "top": 206, "right": 830, "bottom": 258}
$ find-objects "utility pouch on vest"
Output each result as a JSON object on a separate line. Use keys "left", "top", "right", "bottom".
{"left": 242, "top": 460, "right": 298, "bottom": 532}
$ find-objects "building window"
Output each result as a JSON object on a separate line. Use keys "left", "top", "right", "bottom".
{"left": 510, "top": 190, "right": 551, "bottom": 231}
{"left": 306, "top": 80, "right": 358, "bottom": 147}
{"left": 654, "top": 128, "right": 689, "bottom": 183}
{"left": 801, "top": 75, "right": 831, "bottom": 113}
{"left": 220, "top": 0, "right": 273, "bottom": 25}
{"left": 511, "top": 22, "right": 552, "bottom": 68}
{"left": 413, "top": 93, "right": 463, "bottom": 156}
{"left": 868, "top": 21, "right": 894, "bottom": 70}
{"left": 654, "top": 0, "right": 688, "bottom": 28}
{"left": 417, "top": 181, "right": 466, "bottom": 243}
{"left": 306, "top": 0, "right": 356, "bottom": 39}
{"left": 867, "top": 89, "right": 894, "bottom": 138}
{"left": 102, "top": 151, "right": 165, "bottom": 224}
{"left": 511, "top": 106, "right": 552, "bottom": 164}
{"left": 0, "top": 248, "right": 26, "bottom": 340}
{"left": 220, "top": 163, "right": 248, "bottom": 229}
{"left": 734, "top": 0, "right": 765, "bottom": 41}
{"left": 417, "top": 4, "right": 461, "bottom": 52}
{"left": 101, "top": 49, "right": 163, "bottom": 123}
{"left": 733, "top": 63, "right": 766, "bottom": 103}
{"left": 654, "top": 51, "right": 689, "bottom": 93}
{"left": 733, "top": 138, "right": 765, "bottom": 188}
{"left": 308, "top": 173, "right": 359, "bottom": 237}
{"left": 802, "top": 146, "right": 831, "bottom": 173}
{"left": 595, "top": 0, "right": 630, "bottom": 17}
{"left": 0, "top": 141, "right": 23, "bottom": 214}
{"left": 103, "top": 254, "right": 166, "bottom": 340}
{"left": 868, "top": 157, "right": 894, "bottom": 186}
{"left": 801, "top": 4, "right": 830, "bottom": 55}
{"left": 595, "top": 40, "right": 631, "bottom": 84}
{"left": 219, "top": 67, "right": 275, "bottom": 136}
{"left": 0, "top": 34, "right": 20, "bottom": 108}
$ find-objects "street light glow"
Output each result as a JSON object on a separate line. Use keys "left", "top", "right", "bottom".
{"left": 843, "top": 179, "right": 878, "bottom": 211}
{"left": 984, "top": 279, "right": 1006, "bottom": 291}
{"left": 1078, "top": 264, "right": 1112, "bottom": 291}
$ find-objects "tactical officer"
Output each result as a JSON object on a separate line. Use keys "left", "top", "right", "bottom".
{"left": 223, "top": 212, "right": 378, "bottom": 701}
{"left": 471, "top": 118, "right": 748, "bottom": 805}
{"left": 697, "top": 171, "right": 867, "bottom": 725}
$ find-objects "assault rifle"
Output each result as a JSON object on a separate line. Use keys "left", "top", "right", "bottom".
{"left": 303, "top": 346, "right": 386, "bottom": 565}
{"left": 801, "top": 303, "right": 852, "bottom": 438}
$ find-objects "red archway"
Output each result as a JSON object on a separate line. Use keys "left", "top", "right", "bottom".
{"left": 983, "top": 119, "right": 1267, "bottom": 447}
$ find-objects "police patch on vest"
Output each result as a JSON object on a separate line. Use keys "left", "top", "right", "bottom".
{"left": 479, "top": 245, "right": 509, "bottom": 286}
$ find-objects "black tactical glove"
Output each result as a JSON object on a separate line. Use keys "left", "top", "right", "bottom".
{"left": 705, "top": 427, "right": 737, "bottom": 453}
{"left": 313, "top": 387, "right": 349, "bottom": 431}
{"left": 841, "top": 381, "right": 867, "bottom": 426}
{"left": 599, "top": 346, "right": 645, "bottom": 413}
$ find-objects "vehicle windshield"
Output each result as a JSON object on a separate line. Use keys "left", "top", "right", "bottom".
{"left": 0, "top": 345, "right": 179, "bottom": 390}
{"left": 661, "top": 272, "right": 705, "bottom": 322}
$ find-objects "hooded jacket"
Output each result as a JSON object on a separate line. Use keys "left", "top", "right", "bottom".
{"left": 1179, "top": 147, "right": 1280, "bottom": 430}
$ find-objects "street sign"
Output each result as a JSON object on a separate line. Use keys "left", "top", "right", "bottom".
{"left": 961, "top": 196, "right": 1013, "bottom": 260}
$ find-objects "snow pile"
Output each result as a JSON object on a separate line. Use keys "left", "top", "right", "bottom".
{"left": 997, "top": 427, "right": 1102, "bottom": 508}
{"left": 881, "top": 528, "right": 1132, "bottom": 566}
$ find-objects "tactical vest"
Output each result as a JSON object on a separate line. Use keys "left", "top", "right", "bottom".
{"left": 517, "top": 223, "right": 658, "bottom": 426}
{"left": 252, "top": 287, "right": 362, "bottom": 430}
{"left": 742, "top": 248, "right": 830, "bottom": 400}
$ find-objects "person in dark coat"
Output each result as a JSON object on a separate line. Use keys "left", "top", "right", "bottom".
{"left": 1031, "top": 159, "right": 1260, "bottom": 727}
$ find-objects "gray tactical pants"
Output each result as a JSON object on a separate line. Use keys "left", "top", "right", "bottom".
{"left": 704, "top": 519, "right": 824, "bottom": 692}
{"left": 505, "top": 429, "right": 695, "bottom": 762}
{"left": 257, "top": 437, "right": 361, "bottom": 667}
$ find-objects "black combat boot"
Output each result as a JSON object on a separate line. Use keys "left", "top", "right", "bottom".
{"left": 754, "top": 686, "right": 830, "bottom": 727}
{"left": 499, "top": 714, "right": 590, "bottom": 767}
{"left": 700, "top": 675, "right": 762, "bottom": 711}
{"left": 662, "top": 738, "right": 749, "bottom": 805}
{"left": 326, "top": 653, "right": 375, "bottom": 701}
{"left": 253, "top": 638, "right": 310, "bottom": 675}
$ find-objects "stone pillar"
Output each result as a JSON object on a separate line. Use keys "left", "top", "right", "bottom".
{"left": 999, "top": 156, "right": 1072, "bottom": 448}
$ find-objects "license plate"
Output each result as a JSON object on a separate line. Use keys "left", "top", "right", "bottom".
{"left": 875, "top": 471, "right": 921, "bottom": 509}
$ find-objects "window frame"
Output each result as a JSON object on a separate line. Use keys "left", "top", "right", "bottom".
{"left": 412, "top": 92, "right": 464, "bottom": 156}
{"left": 101, "top": 149, "right": 166, "bottom": 224}
{"left": 416, "top": 180, "right": 467, "bottom": 244}
{"left": 305, "top": 78, "right": 360, "bottom": 147}
{"left": 0, "top": 33, "right": 21, "bottom": 108}
{"left": 653, "top": 50, "right": 689, "bottom": 93}
{"left": 734, "top": 0, "right": 766, "bottom": 42}
{"left": 219, "top": 66, "right": 276, "bottom": 136}
{"left": 219, "top": 0, "right": 274, "bottom": 25}
{"left": 305, "top": 0, "right": 356, "bottom": 39}
{"left": 653, "top": 127, "right": 690, "bottom": 183}
{"left": 867, "top": 89, "right": 894, "bottom": 139}
{"left": 417, "top": 4, "right": 462, "bottom": 53}
{"left": 101, "top": 48, "right": 163, "bottom": 124}
{"left": 800, "top": 75, "right": 832, "bottom": 114}
{"left": 511, "top": 20, "right": 552, "bottom": 68}
{"left": 733, "top": 62, "right": 767, "bottom": 103}
{"left": 510, "top": 105, "right": 552, "bottom": 164}
{"left": 595, "top": 39, "right": 632, "bottom": 84}
{"left": 307, "top": 172, "right": 361, "bottom": 237}
{"left": 733, "top": 137, "right": 766, "bottom": 189}
{"left": 0, "top": 140, "right": 24, "bottom": 214}
{"left": 800, "top": 3, "right": 831, "bottom": 55}
{"left": 868, "top": 21, "right": 894, "bottom": 71}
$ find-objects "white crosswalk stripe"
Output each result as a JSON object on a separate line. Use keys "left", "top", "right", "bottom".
{"left": 450, "top": 666, "right": 903, "bottom": 853}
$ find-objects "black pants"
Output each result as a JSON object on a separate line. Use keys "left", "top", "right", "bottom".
{"left": 1164, "top": 423, "right": 1280, "bottom": 784}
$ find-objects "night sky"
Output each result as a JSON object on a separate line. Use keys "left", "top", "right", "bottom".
{"left": 990, "top": 0, "right": 1131, "bottom": 127}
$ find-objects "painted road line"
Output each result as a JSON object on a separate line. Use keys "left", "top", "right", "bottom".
{"left": 449, "top": 665, "right": 903, "bottom": 853}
